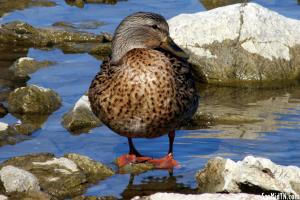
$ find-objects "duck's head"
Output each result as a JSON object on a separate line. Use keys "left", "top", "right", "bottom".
{"left": 111, "top": 12, "right": 189, "bottom": 64}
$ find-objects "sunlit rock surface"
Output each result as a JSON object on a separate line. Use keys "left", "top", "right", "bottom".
{"left": 196, "top": 156, "right": 300, "bottom": 195}
{"left": 0, "top": 153, "right": 114, "bottom": 199}
{"left": 169, "top": 3, "right": 300, "bottom": 85}
{"left": 0, "top": 165, "right": 40, "bottom": 193}
{"left": 132, "top": 192, "right": 277, "bottom": 200}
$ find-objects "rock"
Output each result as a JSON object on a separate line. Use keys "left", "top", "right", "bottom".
{"left": 62, "top": 95, "right": 101, "bottom": 134}
{"left": 200, "top": 0, "right": 248, "bottom": 10}
{"left": 64, "top": 153, "right": 114, "bottom": 182}
{"left": 0, "top": 0, "right": 56, "bottom": 17}
{"left": 0, "top": 103, "right": 8, "bottom": 118}
{"left": 0, "top": 153, "right": 114, "bottom": 199}
{"left": 196, "top": 156, "right": 300, "bottom": 196}
{"left": 168, "top": 3, "right": 300, "bottom": 86}
{"left": 0, "top": 122, "right": 8, "bottom": 132}
{"left": 7, "top": 85, "right": 61, "bottom": 114}
{"left": 132, "top": 193, "right": 277, "bottom": 200}
{"left": 0, "top": 165, "right": 40, "bottom": 193}
{"left": 118, "top": 163, "right": 155, "bottom": 175}
{"left": 9, "top": 57, "right": 55, "bottom": 79}
{"left": 0, "top": 21, "right": 112, "bottom": 58}
{"left": 65, "top": 0, "right": 121, "bottom": 8}
{"left": 52, "top": 21, "right": 104, "bottom": 31}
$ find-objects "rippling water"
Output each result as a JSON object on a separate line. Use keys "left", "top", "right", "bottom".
{"left": 0, "top": 0, "right": 300, "bottom": 199}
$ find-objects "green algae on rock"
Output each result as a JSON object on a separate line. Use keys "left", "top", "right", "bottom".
{"left": 0, "top": 21, "right": 112, "bottom": 59}
{"left": 7, "top": 85, "right": 61, "bottom": 114}
{"left": 0, "top": 153, "right": 114, "bottom": 199}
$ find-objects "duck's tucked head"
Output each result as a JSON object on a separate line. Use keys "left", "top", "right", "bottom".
{"left": 111, "top": 12, "right": 188, "bottom": 64}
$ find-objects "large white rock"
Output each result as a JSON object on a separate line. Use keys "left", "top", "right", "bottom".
{"left": 196, "top": 156, "right": 300, "bottom": 196}
{"left": 0, "top": 165, "right": 40, "bottom": 193}
{"left": 168, "top": 3, "right": 300, "bottom": 84}
{"left": 132, "top": 192, "right": 277, "bottom": 200}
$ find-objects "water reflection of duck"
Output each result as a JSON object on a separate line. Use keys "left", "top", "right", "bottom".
{"left": 88, "top": 12, "right": 199, "bottom": 169}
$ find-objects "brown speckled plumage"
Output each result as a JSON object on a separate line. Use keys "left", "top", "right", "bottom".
{"left": 88, "top": 12, "right": 199, "bottom": 139}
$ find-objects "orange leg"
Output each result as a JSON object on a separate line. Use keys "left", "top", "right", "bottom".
{"left": 116, "top": 138, "right": 151, "bottom": 167}
{"left": 148, "top": 130, "right": 179, "bottom": 169}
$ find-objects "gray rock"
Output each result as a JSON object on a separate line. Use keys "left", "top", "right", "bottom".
{"left": 196, "top": 156, "right": 300, "bottom": 196}
{"left": 168, "top": 3, "right": 300, "bottom": 86}
{"left": 7, "top": 85, "right": 61, "bottom": 114}
{"left": 0, "top": 165, "right": 40, "bottom": 193}
{"left": 0, "top": 153, "right": 114, "bottom": 199}
{"left": 62, "top": 95, "right": 101, "bottom": 134}
{"left": 9, "top": 57, "right": 55, "bottom": 79}
{"left": 132, "top": 193, "right": 277, "bottom": 200}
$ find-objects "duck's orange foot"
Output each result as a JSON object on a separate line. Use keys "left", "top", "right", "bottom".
{"left": 116, "top": 154, "right": 152, "bottom": 168}
{"left": 147, "top": 153, "right": 179, "bottom": 169}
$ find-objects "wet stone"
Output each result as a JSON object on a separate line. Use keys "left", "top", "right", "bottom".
{"left": 9, "top": 57, "right": 55, "bottom": 79}
{"left": 0, "top": 153, "right": 114, "bottom": 199}
{"left": 0, "top": 21, "right": 112, "bottom": 59}
{"left": 62, "top": 95, "right": 102, "bottom": 134}
{"left": 7, "top": 85, "right": 61, "bottom": 114}
{"left": 118, "top": 163, "right": 155, "bottom": 175}
{"left": 196, "top": 156, "right": 300, "bottom": 196}
{"left": 73, "top": 196, "right": 117, "bottom": 200}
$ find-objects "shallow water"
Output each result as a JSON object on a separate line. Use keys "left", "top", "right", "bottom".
{"left": 0, "top": 0, "right": 300, "bottom": 199}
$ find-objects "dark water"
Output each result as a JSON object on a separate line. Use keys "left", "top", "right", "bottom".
{"left": 0, "top": 0, "right": 300, "bottom": 199}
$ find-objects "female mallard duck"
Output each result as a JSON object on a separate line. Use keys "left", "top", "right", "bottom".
{"left": 89, "top": 12, "right": 199, "bottom": 169}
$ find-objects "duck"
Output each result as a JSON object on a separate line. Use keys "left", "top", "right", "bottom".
{"left": 88, "top": 12, "right": 199, "bottom": 169}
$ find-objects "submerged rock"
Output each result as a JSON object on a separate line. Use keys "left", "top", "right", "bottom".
{"left": 118, "top": 163, "right": 155, "bottom": 175}
{"left": 132, "top": 193, "right": 277, "bottom": 200}
{"left": 169, "top": 3, "right": 300, "bottom": 86}
{"left": 196, "top": 156, "right": 300, "bottom": 196}
{"left": 0, "top": 165, "right": 40, "bottom": 193}
{"left": 7, "top": 85, "right": 61, "bottom": 114}
{"left": 62, "top": 95, "right": 101, "bottom": 134}
{"left": 9, "top": 57, "right": 55, "bottom": 79}
{"left": 0, "top": 153, "right": 114, "bottom": 199}
{"left": 52, "top": 21, "right": 105, "bottom": 31}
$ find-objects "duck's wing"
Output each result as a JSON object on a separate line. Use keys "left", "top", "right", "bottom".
{"left": 88, "top": 58, "right": 120, "bottom": 117}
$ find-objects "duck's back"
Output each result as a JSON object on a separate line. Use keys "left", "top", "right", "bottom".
{"left": 88, "top": 48, "right": 198, "bottom": 138}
